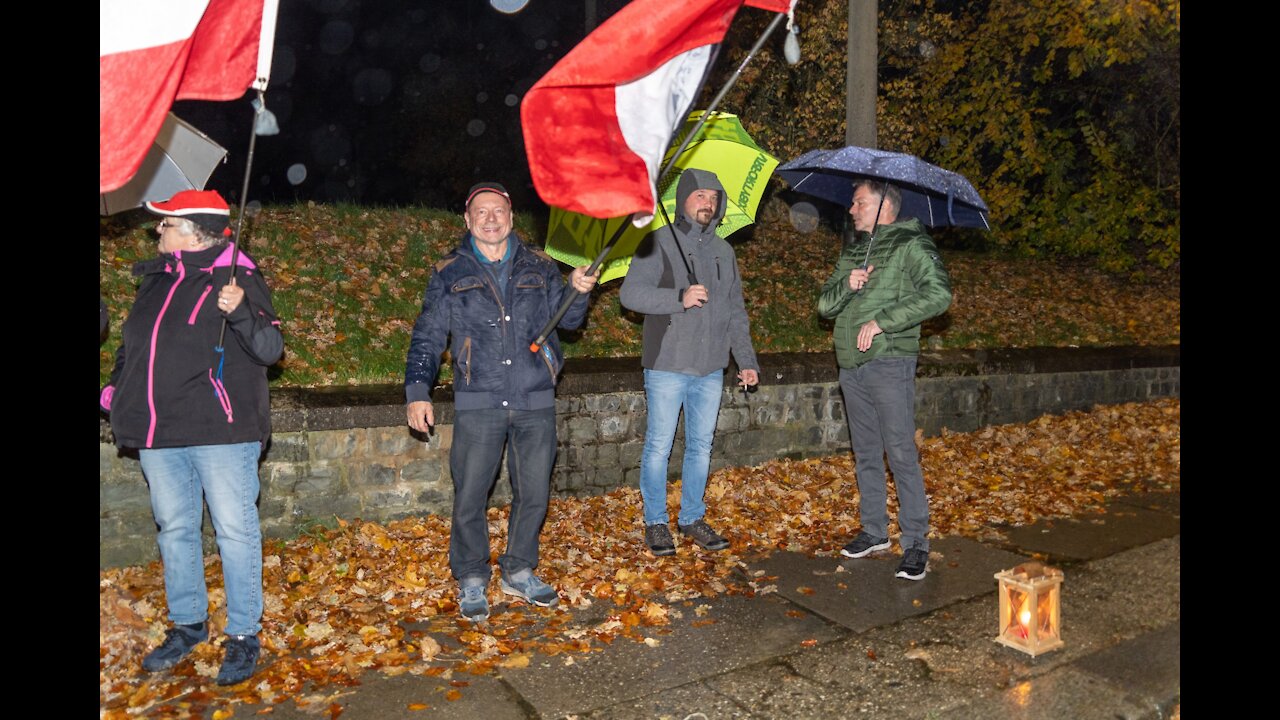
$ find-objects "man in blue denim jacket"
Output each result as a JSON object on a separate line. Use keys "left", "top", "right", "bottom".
{"left": 405, "top": 182, "right": 598, "bottom": 622}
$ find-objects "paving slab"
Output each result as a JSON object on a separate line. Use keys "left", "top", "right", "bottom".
{"left": 500, "top": 593, "right": 842, "bottom": 718}
{"left": 1110, "top": 490, "right": 1181, "bottom": 517}
{"left": 1072, "top": 620, "right": 1180, "bottom": 712}
{"left": 728, "top": 537, "right": 1181, "bottom": 719}
{"left": 582, "top": 678, "right": 760, "bottom": 719}
{"left": 1058, "top": 536, "right": 1180, "bottom": 647}
{"left": 934, "top": 665, "right": 1163, "bottom": 720}
{"left": 193, "top": 671, "right": 527, "bottom": 720}
{"left": 705, "top": 648, "right": 980, "bottom": 719}
{"left": 744, "top": 537, "right": 1028, "bottom": 633}
{"left": 997, "top": 505, "right": 1179, "bottom": 562}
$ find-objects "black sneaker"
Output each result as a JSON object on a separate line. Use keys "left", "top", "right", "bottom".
{"left": 645, "top": 523, "right": 676, "bottom": 556}
{"left": 141, "top": 622, "right": 207, "bottom": 672}
{"left": 678, "top": 519, "right": 729, "bottom": 551}
{"left": 840, "top": 531, "right": 891, "bottom": 559}
{"left": 895, "top": 548, "right": 929, "bottom": 581}
{"left": 216, "top": 634, "right": 261, "bottom": 686}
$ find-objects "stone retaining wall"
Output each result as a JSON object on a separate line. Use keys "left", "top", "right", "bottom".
{"left": 100, "top": 346, "right": 1179, "bottom": 568}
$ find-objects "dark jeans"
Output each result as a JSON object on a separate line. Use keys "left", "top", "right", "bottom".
{"left": 449, "top": 406, "right": 556, "bottom": 582}
{"left": 839, "top": 357, "right": 930, "bottom": 551}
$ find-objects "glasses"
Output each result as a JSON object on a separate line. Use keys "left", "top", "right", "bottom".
{"left": 158, "top": 220, "right": 180, "bottom": 230}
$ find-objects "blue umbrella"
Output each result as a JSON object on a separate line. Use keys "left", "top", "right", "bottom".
{"left": 776, "top": 146, "right": 991, "bottom": 229}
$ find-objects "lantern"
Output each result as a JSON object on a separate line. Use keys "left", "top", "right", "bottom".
{"left": 994, "top": 561, "right": 1063, "bottom": 656}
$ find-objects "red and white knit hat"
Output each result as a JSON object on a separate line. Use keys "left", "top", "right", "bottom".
{"left": 145, "top": 190, "right": 232, "bottom": 237}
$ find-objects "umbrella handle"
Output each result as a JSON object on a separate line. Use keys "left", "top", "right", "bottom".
{"left": 529, "top": 214, "right": 635, "bottom": 353}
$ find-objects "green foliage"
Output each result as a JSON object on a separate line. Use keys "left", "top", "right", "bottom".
{"left": 715, "top": 0, "right": 1180, "bottom": 274}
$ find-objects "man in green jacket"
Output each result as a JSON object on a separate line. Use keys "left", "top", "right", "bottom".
{"left": 817, "top": 180, "right": 951, "bottom": 580}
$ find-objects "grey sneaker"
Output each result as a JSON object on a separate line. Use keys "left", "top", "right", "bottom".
{"left": 840, "top": 531, "right": 891, "bottom": 559}
{"left": 215, "top": 634, "right": 260, "bottom": 686}
{"left": 458, "top": 578, "right": 490, "bottom": 622}
{"left": 645, "top": 523, "right": 676, "bottom": 556}
{"left": 678, "top": 519, "right": 729, "bottom": 551}
{"left": 895, "top": 547, "right": 929, "bottom": 581}
{"left": 141, "top": 622, "right": 207, "bottom": 672}
{"left": 501, "top": 568, "right": 559, "bottom": 607}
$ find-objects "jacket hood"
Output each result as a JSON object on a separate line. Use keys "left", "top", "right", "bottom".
{"left": 675, "top": 168, "right": 727, "bottom": 229}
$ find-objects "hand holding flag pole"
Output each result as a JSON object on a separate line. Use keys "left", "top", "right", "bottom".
{"left": 217, "top": 90, "right": 278, "bottom": 349}
{"left": 529, "top": 8, "right": 791, "bottom": 353}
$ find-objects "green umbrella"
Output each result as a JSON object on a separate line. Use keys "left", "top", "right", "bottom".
{"left": 545, "top": 110, "right": 778, "bottom": 284}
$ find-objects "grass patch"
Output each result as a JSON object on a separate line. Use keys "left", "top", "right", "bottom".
{"left": 100, "top": 201, "right": 1180, "bottom": 388}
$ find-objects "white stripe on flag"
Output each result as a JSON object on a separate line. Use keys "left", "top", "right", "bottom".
{"left": 615, "top": 44, "right": 713, "bottom": 225}
{"left": 100, "top": 0, "right": 209, "bottom": 56}
{"left": 255, "top": 0, "right": 280, "bottom": 89}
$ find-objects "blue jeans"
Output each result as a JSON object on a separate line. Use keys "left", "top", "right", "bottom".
{"left": 839, "top": 358, "right": 930, "bottom": 551}
{"left": 138, "top": 441, "right": 263, "bottom": 637}
{"left": 639, "top": 368, "right": 724, "bottom": 526}
{"left": 449, "top": 407, "right": 556, "bottom": 582}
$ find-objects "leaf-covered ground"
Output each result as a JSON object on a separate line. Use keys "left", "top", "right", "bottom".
{"left": 100, "top": 398, "right": 1179, "bottom": 718}
{"left": 99, "top": 201, "right": 1180, "bottom": 387}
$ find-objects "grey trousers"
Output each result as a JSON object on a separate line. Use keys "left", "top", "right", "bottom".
{"left": 839, "top": 357, "right": 930, "bottom": 551}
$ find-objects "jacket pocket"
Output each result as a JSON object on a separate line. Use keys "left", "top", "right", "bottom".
{"left": 451, "top": 276, "right": 485, "bottom": 293}
{"left": 537, "top": 342, "right": 563, "bottom": 386}
{"left": 514, "top": 272, "right": 546, "bottom": 290}
{"left": 189, "top": 285, "right": 214, "bottom": 325}
{"left": 460, "top": 336, "right": 473, "bottom": 385}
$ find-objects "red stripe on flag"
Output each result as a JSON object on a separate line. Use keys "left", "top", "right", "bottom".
{"left": 100, "top": 0, "right": 266, "bottom": 194}
{"left": 179, "top": 0, "right": 264, "bottom": 101}
{"left": 100, "top": 41, "right": 191, "bottom": 194}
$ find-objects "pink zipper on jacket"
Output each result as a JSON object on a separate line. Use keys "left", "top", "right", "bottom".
{"left": 188, "top": 285, "right": 213, "bottom": 324}
{"left": 145, "top": 260, "right": 186, "bottom": 447}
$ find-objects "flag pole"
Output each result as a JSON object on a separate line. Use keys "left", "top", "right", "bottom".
{"left": 530, "top": 9, "right": 789, "bottom": 353}
{"left": 217, "top": 90, "right": 269, "bottom": 349}
{"left": 529, "top": 214, "right": 634, "bottom": 353}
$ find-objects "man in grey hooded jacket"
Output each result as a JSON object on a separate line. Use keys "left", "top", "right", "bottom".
{"left": 620, "top": 168, "right": 760, "bottom": 556}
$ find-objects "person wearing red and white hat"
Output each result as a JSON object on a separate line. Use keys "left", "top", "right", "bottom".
{"left": 100, "top": 190, "right": 282, "bottom": 685}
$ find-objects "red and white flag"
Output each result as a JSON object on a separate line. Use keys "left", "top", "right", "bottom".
{"left": 521, "top": 0, "right": 793, "bottom": 221}
{"left": 100, "top": 0, "right": 279, "bottom": 193}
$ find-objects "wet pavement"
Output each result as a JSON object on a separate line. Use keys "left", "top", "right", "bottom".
{"left": 182, "top": 490, "right": 1181, "bottom": 719}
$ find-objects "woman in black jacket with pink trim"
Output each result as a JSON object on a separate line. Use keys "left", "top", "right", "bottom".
{"left": 101, "top": 190, "right": 282, "bottom": 686}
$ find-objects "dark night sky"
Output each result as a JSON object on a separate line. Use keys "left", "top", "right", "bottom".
{"left": 175, "top": 0, "right": 633, "bottom": 214}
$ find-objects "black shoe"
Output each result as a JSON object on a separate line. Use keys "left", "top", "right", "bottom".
{"left": 895, "top": 548, "right": 929, "bottom": 581}
{"left": 645, "top": 523, "right": 676, "bottom": 556}
{"left": 678, "top": 519, "right": 729, "bottom": 551}
{"left": 840, "top": 531, "right": 891, "bottom": 559}
{"left": 216, "top": 634, "right": 261, "bottom": 686}
{"left": 141, "top": 622, "right": 207, "bottom": 672}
